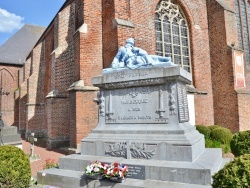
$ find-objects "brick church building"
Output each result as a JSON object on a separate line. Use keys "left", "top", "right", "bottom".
{"left": 12, "top": 0, "right": 250, "bottom": 149}
{"left": 0, "top": 24, "right": 45, "bottom": 127}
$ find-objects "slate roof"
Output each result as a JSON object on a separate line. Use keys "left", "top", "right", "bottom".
{"left": 0, "top": 24, "right": 45, "bottom": 65}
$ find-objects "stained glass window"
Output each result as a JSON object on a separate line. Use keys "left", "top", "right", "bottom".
{"left": 155, "top": 0, "right": 191, "bottom": 73}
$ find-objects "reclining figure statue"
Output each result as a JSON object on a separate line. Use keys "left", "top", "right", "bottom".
{"left": 111, "top": 38, "right": 174, "bottom": 69}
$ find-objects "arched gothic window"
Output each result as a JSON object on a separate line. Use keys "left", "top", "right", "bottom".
{"left": 155, "top": 0, "right": 191, "bottom": 72}
{"left": 235, "top": 0, "right": 250, "bottom": 64}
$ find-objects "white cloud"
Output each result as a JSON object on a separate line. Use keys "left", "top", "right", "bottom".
{"left": 0, "top": 8, "right": 24, "bottom": 33}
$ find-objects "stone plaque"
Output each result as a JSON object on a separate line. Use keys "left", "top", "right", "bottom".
{"left": 125, "top": 164, "right": 145, "bottom": 180}
{"left": 177, "top": 84, "right": 189, "bottom": 122}
{"left": 105, "top": 85, "right": 169, "bottom": 124}
{"left": 104, "top": 163, "right": 145, "bottom": 180}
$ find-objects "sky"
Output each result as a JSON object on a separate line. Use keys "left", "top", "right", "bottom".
{"left": 0, "top": 0, "right": 66, "bottom": 46}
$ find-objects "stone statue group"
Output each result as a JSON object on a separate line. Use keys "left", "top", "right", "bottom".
{"left": 111, "top": 38, "right": 173, "bottom": 70}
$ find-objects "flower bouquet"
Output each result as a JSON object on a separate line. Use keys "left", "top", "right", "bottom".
{"left": 103, "top": 162, "right": 128, "bottom": 183}
{"left": 85, "top": 161, "right": 106, "bottom": 180}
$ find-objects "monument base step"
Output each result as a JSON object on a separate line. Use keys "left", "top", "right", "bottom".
{"left": 58, "top": 148, "right": 223, "bottom": 185}
{"left": 0, "top": 134, "right": 21, "bottom": 145}
{"left": 37, "top": 168, "right": 211, "bottom": 188}
{"left": 36, "top": 148, "right": 229, "bottom": 187}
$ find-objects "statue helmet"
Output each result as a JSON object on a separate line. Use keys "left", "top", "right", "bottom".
{"left": 126, "top": 38, "right": 134, "bottom": 45}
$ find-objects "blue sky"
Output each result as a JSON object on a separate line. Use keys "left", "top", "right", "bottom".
{"left": 0, "top": 0, "right": 66, "bottom": 46}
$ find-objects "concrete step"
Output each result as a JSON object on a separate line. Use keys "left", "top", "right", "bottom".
{"left": 0, "top": 134, "right": 21, "bottom": 146}
{"left": 58, "top": 148, "right": 222, "bottom": 185}
{"left": 0, "top": 126, "right": 18, "bottom": 135}
{"left": 37, "top": 168, "right": 211, "bottom": 188}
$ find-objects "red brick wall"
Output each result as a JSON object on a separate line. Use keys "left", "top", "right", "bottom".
{"left": 17, "top": 56, "right": 32, "bottom": 134}
{"left": 238, "top": 94, "right": 250, "bottom": 131}
{"left": 18, "top": 78, "right": 27, "bottom": 133}
{"left": 14, "top": 89, "right": 19, "bottom": 128}
{"left": 0, "top": 65, "right": 20, "bottom": 127}
{"left": 24, "top": 57, "right": 31, "bottom": 80}
{"left": 78, "top": 0, "right": 103, "bottom": 85}
{"left": 46, "top": 98, "right": 70, "bottom": 148}
{"left": 207, "top": 0, "right": 239, "bottom": 131}
{"left": 55, "top": 4, "right": 76, "bottom": 94}
{"left": 44, "top": 26, "right": 54, "bottom": 95}
{"left": 69, "top": 91, "right": 99, "bottom": 148}
{"left": 17, "top": 0, "right": 101, "bottom": 148}
{"left": 70, "top": 0, "right": 102, "bottom": 147}
{"left": 26, "top": 42, "right": 46, "bottom": 136}
{"left": 45, "top": 3, "right": 76, "bottom": 147}
{"left": 102, "top": 0, "right": 117, "bottom": 68}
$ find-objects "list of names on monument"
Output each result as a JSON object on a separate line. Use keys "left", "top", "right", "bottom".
{"left": 177, "top": 84, "right": 189, "bottom": 122}
{"left": 126, "top": 165, "right": 145, "bottom": 180}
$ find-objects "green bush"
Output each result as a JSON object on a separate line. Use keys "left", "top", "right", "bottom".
{"left": 195, "top": 125, "right": 211, "bottom": 139}
{"left": 0, "top": 145, "right": 31, "bottom": 188}
{"left": 230, "top": 130, "right": 250, "bottom": 157}
{"left": 205, "top": 138, "right": 221, "bottom": 148}
{"left": 210, "top": 127, "right": 233, "bottom": 144}
{"left": 208, "top": 125, "right": 221, "bottom": 131}
{"left": 212, "top": 154, "right": 250, "bottom": 188}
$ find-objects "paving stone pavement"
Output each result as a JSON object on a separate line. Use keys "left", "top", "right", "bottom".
{"left": 21, "top": 139, "right": 66, "bottom": 177}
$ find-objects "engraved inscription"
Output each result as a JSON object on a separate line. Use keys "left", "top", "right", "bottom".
{"left": 126, "top": 165, "right": 145, "bottom": 180}
{"left": 121, "top": 99, "right": 148, "bottom": 104}
{"left": 105, "top": 86, "right": 169, "bottom": 124}
{"left": 177, "top": 84, "right": 189, "bottom": 122}
{"left": 129, "top": 107, "right": 141, "bottom": 111}
{"left": 117, "top": 116, "right": 152, "bottom": 120}
{"left": 128, "top": 71, "right": 149, "bottom": 78}
{"left": 113, "top": 72, "right": 125, "bottom": 79}
{"left": 103, "top": 78, "right": 163, "bottom": 89}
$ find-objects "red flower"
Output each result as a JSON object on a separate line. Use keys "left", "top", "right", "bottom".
{"left": 113, "top": 167, "right": 119, "bottom": 173}
{"left": 114, "top": 162, "right": 119, "bottom": 167}
{"left": 104, "top": 170, "right": 107, "bottom": 174}
{"left": 101, "top": 162, "right": 105, "bottom": 167}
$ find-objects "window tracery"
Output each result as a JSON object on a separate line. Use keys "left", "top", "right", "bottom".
{"left": 155, "top": 0, "right": 191, "bottom": 73}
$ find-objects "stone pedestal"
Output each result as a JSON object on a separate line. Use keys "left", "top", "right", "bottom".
{"left": 81, "top": 65, "right": 204, "bottom": 162}
{"left": 0, "top": 126, "right": 22, "bottom": 148}
{"left": 37, "top": 65, "right": 228, "bottom": 188}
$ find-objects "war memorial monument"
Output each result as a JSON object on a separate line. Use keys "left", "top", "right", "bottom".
{"left": 38, "top": 39, "right": 228, "bottom": 188}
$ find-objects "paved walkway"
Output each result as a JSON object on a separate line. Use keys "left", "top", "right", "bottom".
{"left": 22, "top": 139, "right": 66, "bottom": 177}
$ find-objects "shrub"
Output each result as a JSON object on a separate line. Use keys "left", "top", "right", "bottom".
{"left": 212, "top": 154, "right": 250, "bottom": 188}
{"left": 0, "top": 145, "right": 31, "bottom": 188}
{"left": 230, "top": 130, "right": 250, "bottom": 157}
{"left": 195, "top": 125, "right": 211, "bottom": 139}
{"left": 210, "top": 127, "right": 233, "bottom": 144}
{"left": 205, "top": 138, "right": 221, "bottom": 148}
{"left": 208, "top": 125, "right": 221, "bottom": 131}
{"left": 205, "top": 138, "right": 231, "bottom": 154}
